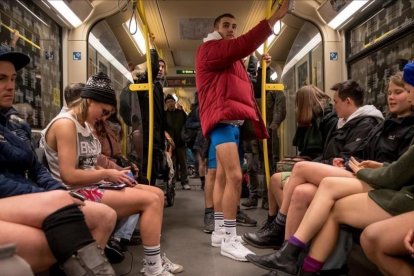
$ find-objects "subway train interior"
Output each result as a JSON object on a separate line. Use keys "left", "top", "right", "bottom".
{"left": 0, "top": 0, "right": 414, "bottom": 275}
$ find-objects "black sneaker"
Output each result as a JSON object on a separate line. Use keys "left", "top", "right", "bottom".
{"left": 242, "top": 197, "right": 258, "bottom": 209}
{"left": 203, "top": 211, "right": 214, "bottom": 233}
{"left": 104, "top": 238, "right": 125, "bottom": 263}
{"left": 236, "top": 210, "right": 257, "bottom": 227}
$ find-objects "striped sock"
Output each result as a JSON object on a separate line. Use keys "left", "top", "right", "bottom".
{"left": 302, "top": 255, "right": 324, "bottom": 272}
{"left": 275, "top": 211, "right": 287, "bottom": 227}
{"left": 143, "top": 245, "right": 162, "bottom": 274}
{"left": 214, "top": 212, "right": 224, "bottom": 232}
{"left": 224, "top": 219, "right": 237, "bottom": 237}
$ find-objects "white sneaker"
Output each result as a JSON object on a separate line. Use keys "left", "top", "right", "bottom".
{"left": 220, "top": 235, "right": 255, "bottom": 262}
{"left": 140, "top": 254, "right": 183, "bottom": 274}
{"left": 211, "top": 229, "right": 246, "bottom": 247}
{"left": 141, "top": 265, "right": 174, "bottom": 276}
{"left": 161, "top": 253, "right": 183, "bottom": 273}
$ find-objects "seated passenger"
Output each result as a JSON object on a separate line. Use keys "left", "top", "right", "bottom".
{"left": 41, "top": 72, "right": 183, "bottom": 276}
{"left": 0, "top": 46, "right": 116, "bottom": 275}
{"left": 243, "top": 80, "right": 384, "bottom": 247}
{"left": 254, "top": 73, "right": 413, "bottom": 248}
{"left": 246, "top": 63, "right": 414, "bottom": 275}
{"left": 360, "top": 211, "right": 414, "bottom": 275}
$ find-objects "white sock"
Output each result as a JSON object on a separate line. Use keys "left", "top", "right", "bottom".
{"left": 214, "top": 212, "right": 224, "bottom": 232}
{"left": 224, "top": 219, "right": 237, "bottom": 237}
{"left": 143, "top": 245, "right": 162, "bottom": 274}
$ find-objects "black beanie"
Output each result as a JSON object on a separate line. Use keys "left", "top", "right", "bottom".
{"left": 81, "top": 72, "right": 117, "bottom": 106}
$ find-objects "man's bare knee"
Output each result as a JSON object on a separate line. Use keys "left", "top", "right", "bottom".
{"left": 270, "top": 173, "right": 281, "bottom": 192}
{"left": 291, "top": 161, "right": 310, "bottom": 175}
{"left": 291, "top": 185, "right": 316, "bottom": 207}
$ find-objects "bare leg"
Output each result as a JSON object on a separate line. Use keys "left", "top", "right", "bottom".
{"left": 213, "top": 164, "right": 226, "bottom": 213}
{"left": 81, "top": 201, "right": 117, "bottom": 247}
{"left": 0, "top": 191, "right": 76, "bottom": 228}
{"left": 285, "top": 184, "right": 317, "bottom": 238}
{"left": 101, "top": 187, "right": 163, "bottom": 246}
{"left": 361, "top": 212, "right": 414, "bottom": 276}
{"left": 0, "top": 221, "right": 55, "bottom": 273}
{"left": 308, "top": 193, "right": 391, "bottom": 262}
{"left": 279, "top": 162, "right": 353, "bottom": 215}
{"left": 294, "top": 176, "right": 372, "bottom": 242}
{"left": 268, "top": 173, "right": 283, "bottom": 216}
{"left": 216, "top": 142, "right": 242, "bottom": 220}
{"left": 197, "top": 152, "right": 206, "bottom": 178}
{"left": 206, "top": 168, "right": 216, "bottom": 209}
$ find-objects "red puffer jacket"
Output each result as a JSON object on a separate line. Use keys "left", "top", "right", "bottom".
{"left": 195, "top": 20, "right": 272, "bottom": 139}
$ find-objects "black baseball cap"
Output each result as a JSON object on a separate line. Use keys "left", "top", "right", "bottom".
{"left": 0, "top": 45, "right": 30, "bottom": 71}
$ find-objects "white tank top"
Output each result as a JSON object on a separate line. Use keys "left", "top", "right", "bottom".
{"left": 40, "top": 112, "right": 101, "bottom": 189}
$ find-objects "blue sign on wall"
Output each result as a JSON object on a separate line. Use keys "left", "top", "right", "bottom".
{"left": 73, "top": 52, "right": 81, "bottom": 61}
{"left": 330, "top": 52, "right": 338, "bottom": 61}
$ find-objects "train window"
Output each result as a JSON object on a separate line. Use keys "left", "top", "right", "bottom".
{"left": 350, "top": 32, "right": 414, "bottom": 114}
{"left": 88, "top": 20, "right": 132, "bottom": 100}
{"left": 0, "top": 0, "right": 62, "bottom": 129}
{"left": 347, "top": 0, "right": 414, "bottom": 113}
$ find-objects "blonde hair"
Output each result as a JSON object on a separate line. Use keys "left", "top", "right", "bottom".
{"left": 388, "top": 71, "right": 404, "bottom": 89}
{"left": 296, "top": 85, "right": 330, "bottom": 127}
{"left": 68, "top": 97, "right": 89, "bottom": 123}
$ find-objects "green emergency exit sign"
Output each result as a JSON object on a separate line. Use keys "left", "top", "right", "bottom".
{"left": 176, "top": 69, "right": 196, "bottom": 74}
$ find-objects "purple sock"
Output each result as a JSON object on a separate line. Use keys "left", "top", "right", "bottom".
{"left": 302, "top": 255, "right": 324, "bottom": 272}
{"left": 288, "top": 235, "right": 306, "bottom": 249}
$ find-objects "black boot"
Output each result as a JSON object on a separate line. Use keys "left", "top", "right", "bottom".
{"left": 246, "top": 241, "right": 303, "bottom": 275}
{"left": 242, "top": 219, "right": 285, "bottom": 249}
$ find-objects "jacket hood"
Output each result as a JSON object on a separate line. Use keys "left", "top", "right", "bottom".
{"left": 338, "top": 105, "right": 384, "bottom": 129}
{"left": 203, "top": 31, "right": 222, "bottom": 42}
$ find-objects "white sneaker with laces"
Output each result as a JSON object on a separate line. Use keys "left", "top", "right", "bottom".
{"left": 141, "top": 265, "right": 174, "bottom": 276}
{"left": 220, "top": 235, "right": 255, "bottom": 262}
{"left": 140, "top": 254, "right": 183, "bottom": 274}
{"left": 161, "top": 253, "right": 183, "bottom": 273}
{"left": 211, "top": 229, "right": 246, "bottom": 247}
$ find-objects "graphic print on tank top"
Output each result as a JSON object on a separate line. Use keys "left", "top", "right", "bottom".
{"left": 77, "top": 132, "right": 100, "bottom": 169}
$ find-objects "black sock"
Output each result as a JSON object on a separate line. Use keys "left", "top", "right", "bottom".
{"left": 267, "top": 214, "right": 276, "bottom": 223}
{"left": 42, "top": 204, "right": 95, "bottom": 263}
{"left": 205, "top": 207, "right": 214, "bottom": 214}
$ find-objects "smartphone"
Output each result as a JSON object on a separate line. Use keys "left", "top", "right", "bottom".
{"left": 99, "top": 183, "right": 127, "bottom": 190}
{"left": 69, "top": 191, "right": 86, "bottom": 201}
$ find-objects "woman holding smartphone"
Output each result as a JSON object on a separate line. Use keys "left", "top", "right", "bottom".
{"left": 41, "top": 72, "right": 183, "bottom": 276}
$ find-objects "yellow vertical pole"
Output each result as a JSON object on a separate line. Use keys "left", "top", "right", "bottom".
{"left": 138, "top": 0, "right": 154, "bottom": 182}
{"left": 261, "top": 0, "right": 273, "bottom": 187}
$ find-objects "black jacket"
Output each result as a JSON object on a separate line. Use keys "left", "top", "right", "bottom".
{"left": 136, "top": 49, "right": 166, "bottom": 150}
{"left": 320, "top": 115, "right": 383, "bottom": 163}
{"left": 355, "top": 113, "right": 414, "bottom": 162}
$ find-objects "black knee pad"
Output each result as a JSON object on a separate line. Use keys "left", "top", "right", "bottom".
{"left": 42, "top": 204, "right": 94, "bottom": 263}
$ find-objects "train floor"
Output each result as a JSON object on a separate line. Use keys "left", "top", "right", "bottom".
{"left": 111, "top": 176, "right": 382, "bottom": 276}
{"left": 113, "top": 177, "right": 274, "bottom": 276}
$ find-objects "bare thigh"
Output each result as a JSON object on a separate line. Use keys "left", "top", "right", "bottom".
{"left": 332, "top": 193, "right": 392, "bottom": 229}
{"left": 0, "top": 191, "right": 74, "bottom": 228}
{"left": 363, "top": 211, "right": 414, "bottom": 255}
{"left": 292, "top": 161, "right": 354, "bottom": 186}
{"left": 100, "top": 187, "right": 160, "bottom": 218}
{"left": 0, "top": 220, "right": 55, "bottom": 272}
